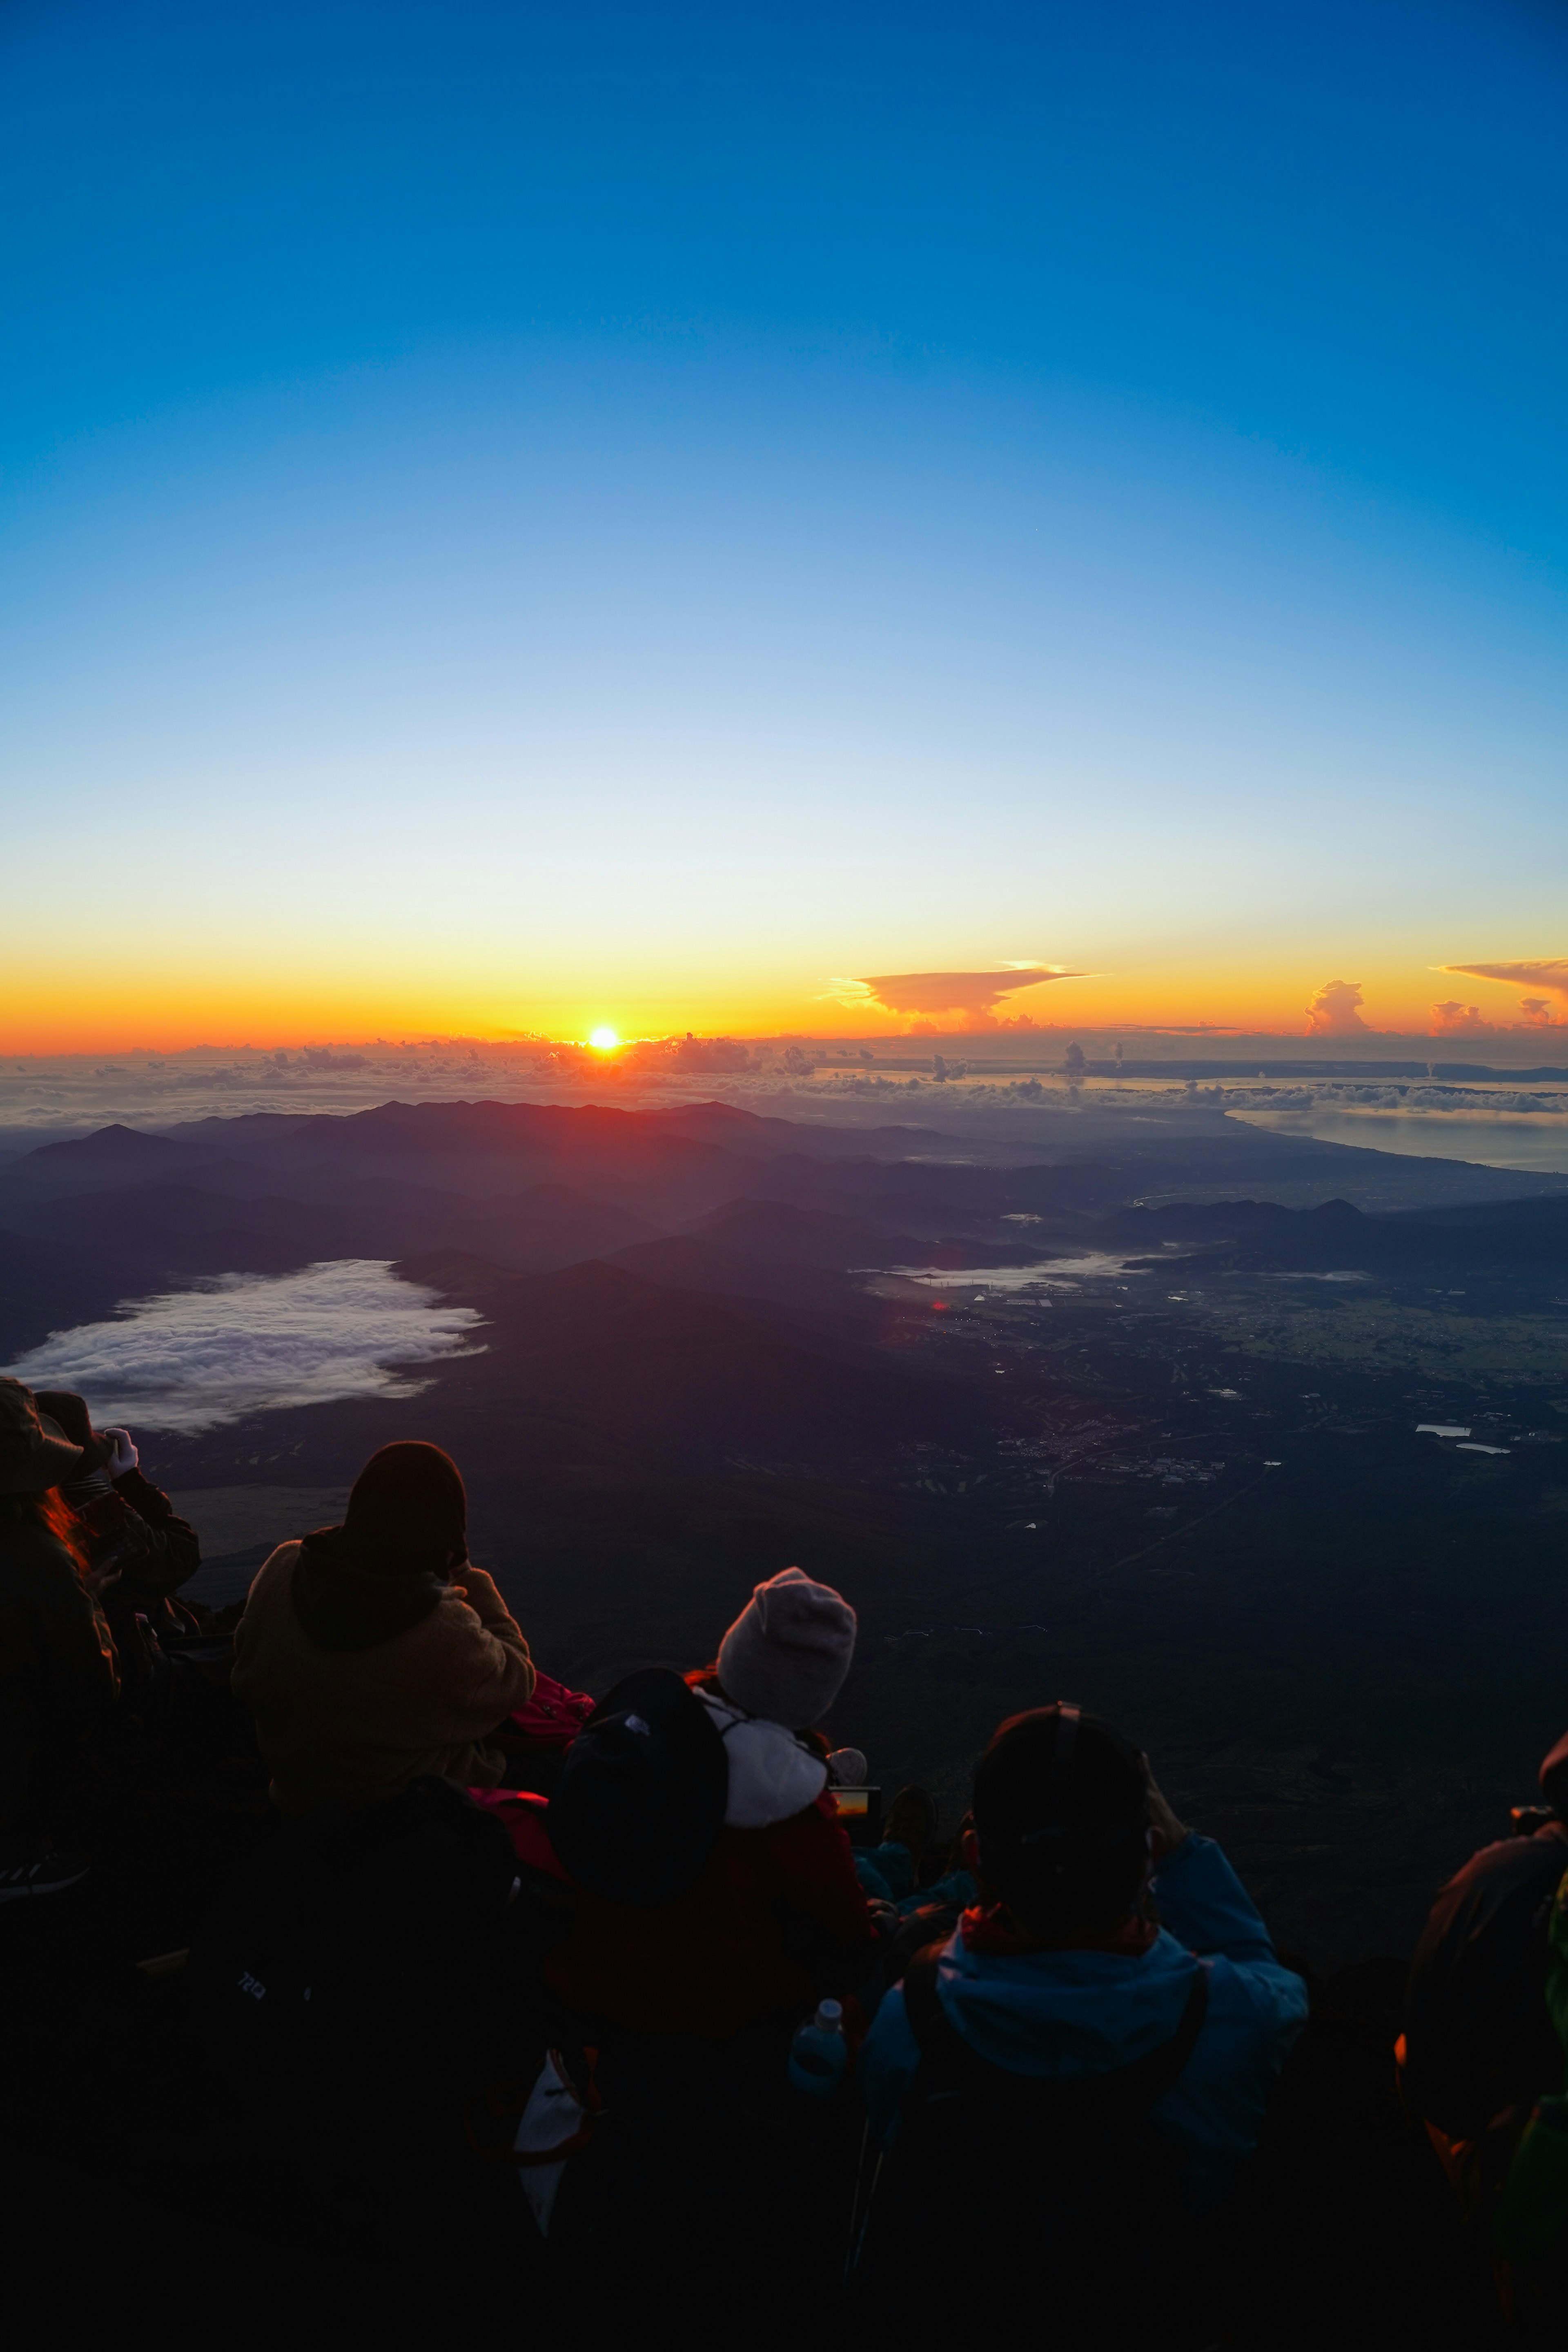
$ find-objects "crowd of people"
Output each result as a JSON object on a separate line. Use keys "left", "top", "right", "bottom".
{"left": 2, "top": 1370, "right": 1566, "bottom": 2331}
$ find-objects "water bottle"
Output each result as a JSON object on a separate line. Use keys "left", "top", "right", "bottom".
{"left": 787, "top": 1998, "right": 848, "bottom": 2098}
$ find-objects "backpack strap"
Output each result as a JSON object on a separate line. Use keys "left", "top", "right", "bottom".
{"left": 900, "top": 1940, "right": 953, "bottom": 2056}
{"left": 901, "top": 1940, "right": 1210, "bottom": 2120}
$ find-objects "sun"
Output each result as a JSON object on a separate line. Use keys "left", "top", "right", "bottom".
{"left": 588, "top": 1026, "right": 620, "bottom": 1052}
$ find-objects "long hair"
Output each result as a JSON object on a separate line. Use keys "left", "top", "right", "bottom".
{"left": 0, "top": 1486, "right": 88, "bottom": 1571}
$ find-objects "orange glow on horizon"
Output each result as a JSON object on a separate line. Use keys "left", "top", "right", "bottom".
{"left": 0, "top": 950, "right": 1555, "bottom": 1056}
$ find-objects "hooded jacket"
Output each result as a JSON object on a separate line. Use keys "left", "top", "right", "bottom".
{"left": 232, "top": 1538, "right": 534, "bottom": 1814}
{"left": 860, "top": 1833, "right": 1307, "bottom": 2202}
{"left": 546, "top": 1685, "right": 874, "bottom": 2037}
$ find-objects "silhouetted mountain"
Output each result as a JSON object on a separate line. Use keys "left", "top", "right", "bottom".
{"left": 11, "top": 1095, "right": 1568, "bottom": 1969}
{"left": 0, "top": 1123, "right": 222, "bottom": 1200}
{"left": 391, "top": 1252, "right": 984, "bottom": 1472}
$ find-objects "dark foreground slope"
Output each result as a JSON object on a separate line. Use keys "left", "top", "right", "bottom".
{"left": 4, "top": 1098, "right": 1568, "bottom": 1964}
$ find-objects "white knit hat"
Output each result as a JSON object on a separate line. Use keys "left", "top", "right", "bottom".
{"left": 717, "top": 1566, "right": 857, "bottom": 1728}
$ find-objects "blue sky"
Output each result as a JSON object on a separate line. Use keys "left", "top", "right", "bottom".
{"left": 3, "top": 0, "right": 1566, "bottom": 1044}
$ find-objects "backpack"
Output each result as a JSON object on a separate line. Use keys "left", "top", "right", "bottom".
{"left": 187, "top": 1777, "right": 527, "bottom": 2267}
{"left": 192, "top": 1773, "right": 520, "bottom": 2056}
{"left": 548, "top": 1666, "right": 727, "bottom": 1908}
{"left": 1403, "top": 1824, "right": 1568, "bottom": 2141}
{"left": 853, "top": 1940, "right": 1209, "bottom": 2334}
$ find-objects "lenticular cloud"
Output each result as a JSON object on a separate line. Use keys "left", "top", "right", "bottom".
{"left": 4, "top": 1260, "right": 486, "bottom": 1434}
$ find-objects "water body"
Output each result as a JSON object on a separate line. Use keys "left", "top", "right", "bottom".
{"left": 1232, "top": 1107, "right": 1568, "bottom": 1175}
{"left": 4, "top": 1259, "right": 485, "bottom": 1434}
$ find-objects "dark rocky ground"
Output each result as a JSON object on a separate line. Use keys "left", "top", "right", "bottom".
{"left": 7, "top": 1094, "right": 1568, "bottom": 1967}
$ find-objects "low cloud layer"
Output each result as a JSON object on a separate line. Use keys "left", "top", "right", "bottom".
{"left": 4, "top": 1260, "right": 485, "bottom": 1434}
{"left": 848, "top": 966, "right": 1084, "bottom": 1027}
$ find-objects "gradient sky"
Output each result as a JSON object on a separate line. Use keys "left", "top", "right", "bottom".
{"left": 4, "top": 0, "right": 1566, "bottom": 1049}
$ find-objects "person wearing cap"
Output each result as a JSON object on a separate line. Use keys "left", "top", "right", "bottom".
{"left": 232, "top": 1439, "right": 535, "bottom": 1814}
{"left": 545, "top": 1565, "right": 879, "bottom": 2039}
{"left": 35, "top": 1391, "right": 201, "bottom": 1644}
{"left": 0, "top": 1379, "right": 121, "bottom": 1898}
{"left": 858, "top": 1704, "right": 1309, "bottom": 2203}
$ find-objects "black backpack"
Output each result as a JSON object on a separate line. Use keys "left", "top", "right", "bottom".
{"left": 854, "top": 1941, "right": 1210, "bottom": 2334}
{"left": 185, "top": 1778, "right": 529, "bottom": 2271}
{"left": 192, "top": 1773, "right": 520, "bottom": 2057}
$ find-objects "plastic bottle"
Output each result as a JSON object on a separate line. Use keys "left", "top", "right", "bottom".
{"left": 787, "top": 1998, "right": 848, "bottom": 2098}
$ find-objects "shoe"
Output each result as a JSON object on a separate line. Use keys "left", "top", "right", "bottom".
{"left": 882, "top": 1785, "right": 937, "bottom": 1871}
{"left": 827, "top": 1746, "right": 869, "bottom": 1787}
{"left": 0, "top": 1850, "right": 92, "bottom": 1904}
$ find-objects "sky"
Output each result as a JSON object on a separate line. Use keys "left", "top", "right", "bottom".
{"left": 3, "top": 0, "right": 1566, "bottom": 1051}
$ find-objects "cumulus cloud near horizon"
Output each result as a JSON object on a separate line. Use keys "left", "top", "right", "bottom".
{"left": 4, "top": 1260, "right": 486, "bottom": 1434}
{"left": 1430, "top": 1000, "right": 1499, "bottom": 1035}
{"left": 844, "top": 965, "right": 1086, "bottom": 1027}
{"left": 1304, "top": 979, "right": 1372, "bottom": 1036}
{"left": 1435, "top": 960, "right": 1568, "bottom": 1030}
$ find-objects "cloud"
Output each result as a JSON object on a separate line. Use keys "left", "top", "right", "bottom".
{"left": 1441, "top": 958, "right": 1568, "bottom": 1003}
{"left": 1304, "top": 979, "right": 1371, "bottom": 1036}
{"left": 1429, "top": 1000, "right": 1497, "bottom": 1035}
{"left": 3, "top": 1259, "right": 485, "bottom": 1433}
{"left": 847, "top": 966, "right": 1085, "bottom": 1029}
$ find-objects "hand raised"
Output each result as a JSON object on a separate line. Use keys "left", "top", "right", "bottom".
{"left": 101, "top": 1427, "right": 139, "bottom": 1479}
{"left": 1142, "top": 1755, "right": 1190, "bottom": 1861}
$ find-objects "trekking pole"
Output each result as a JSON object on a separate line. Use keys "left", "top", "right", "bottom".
{"left": 844, "top": 2119, "right": 881, "bottom": 2281}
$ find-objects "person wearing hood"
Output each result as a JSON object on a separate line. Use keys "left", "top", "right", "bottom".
{"left": 545, "top": 1566, "right": 878, "bottom": 2038}
{"left": 232, "top": 1441, "right": 534, "bottom": 1815}
{"left": 0, "top": 1379, "right": 120, "bottom": 1898}
{"left": 858, "top": 1704, "right": 1308, "bottom": 2206}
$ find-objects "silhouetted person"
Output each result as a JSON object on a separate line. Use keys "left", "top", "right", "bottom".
{"left": 232, "top": 1441, "right": 534, "bottom": 1812}
{"left": 541, "top": 1570, "right": 878, "bottom": 2304}
{"left": 36, "top": 1391, "right": 201, "bottom": 1693}
{"left": 1403, "top": 1728, "right": 1568, "bottom": 2164}
{"left": 546, "top": 1566, "right": 878, "bottom": 2040}
{"left": 0, "top": 1380, "right": 119, "bottom": 1898}
{"left": 855, "top": 1704, "right": 1307, "bottom": 2332}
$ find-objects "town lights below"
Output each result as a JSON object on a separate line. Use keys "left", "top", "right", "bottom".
{"left": 588, "top": 1027, "right": 620, "bottom": 1052}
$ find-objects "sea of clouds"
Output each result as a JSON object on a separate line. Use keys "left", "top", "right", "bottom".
{"left": 4, "top": 1045, "right": 1568, "bottom": 1174}
{"left": 3, "top": 1260, "right": 486, "bottom": 1434}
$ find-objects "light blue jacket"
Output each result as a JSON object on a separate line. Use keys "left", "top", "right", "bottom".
{"left": 859, "top": 1833, "right": 1308, "bottom": 2201}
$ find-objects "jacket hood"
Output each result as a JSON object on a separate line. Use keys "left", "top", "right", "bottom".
{"left": 933, "top": 1923, "right": 1205, "bottom": 2079}
{"left": 290, "top": 1523, "right": 451, "bottom": 1654}
{"left": 695, "top": 1688, "right": 829, "bottom": 1828}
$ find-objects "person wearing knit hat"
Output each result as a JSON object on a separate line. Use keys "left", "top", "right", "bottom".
{"left": 545, "top": 1563, "right": 878, "bottom": 2044}
{"left": 716, "top": 1566, "right": 857, "bottom": 1730}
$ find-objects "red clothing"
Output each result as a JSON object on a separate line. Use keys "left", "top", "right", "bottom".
{"left": 960, "top": 1904, "right": 1160, "bottom": 1958}
{"left": 546, "top": 1791, "right": 877, "bottom": 2037}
